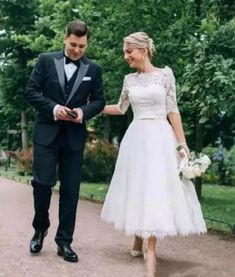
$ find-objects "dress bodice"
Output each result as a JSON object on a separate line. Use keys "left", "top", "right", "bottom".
{"left": 117, "top": 66, "right": 179, "bottom": 119}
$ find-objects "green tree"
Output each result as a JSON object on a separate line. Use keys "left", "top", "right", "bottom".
{"left": 176, "top": 0, "right": 235, "bottom": 197}
{"left": 0, "top": 0, "right": 39, "bottom": 150}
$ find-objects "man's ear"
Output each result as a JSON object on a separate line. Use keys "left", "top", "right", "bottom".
{"left": 63, "top": 35, "right": 68, "bottom": 44}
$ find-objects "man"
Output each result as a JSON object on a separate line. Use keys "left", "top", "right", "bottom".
{"left": 24, "top": 20, "right": 105, "bottom": 262}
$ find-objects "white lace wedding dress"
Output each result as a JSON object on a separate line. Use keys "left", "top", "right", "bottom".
{"left": 101, "top": 67, "right": 207, "bottom": 239}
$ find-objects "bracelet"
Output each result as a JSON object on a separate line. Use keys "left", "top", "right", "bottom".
{"left": 176, "top": 143, "right": 187, "bottom": 152}
{"left": 176, "top": 145, "right": 184, "bottom": 151}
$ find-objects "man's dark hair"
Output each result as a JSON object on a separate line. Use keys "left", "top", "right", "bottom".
{"left": 65, "top": 20, "right": 90, "bottom": 39}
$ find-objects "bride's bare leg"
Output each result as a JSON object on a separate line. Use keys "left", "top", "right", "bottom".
{"left": 145, "top": 236, "right": 157, "bottom": 277}
{"left": 130, "top": 235, "right": 144, "bottom": 256}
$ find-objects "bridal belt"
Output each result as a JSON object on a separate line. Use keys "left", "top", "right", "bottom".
{"left": 134, "top": 117, "right": 167, "bottom": 120}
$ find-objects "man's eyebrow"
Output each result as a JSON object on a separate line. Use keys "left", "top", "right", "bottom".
{"left": 70, "top": 42, "right": 86, "bottom": 46}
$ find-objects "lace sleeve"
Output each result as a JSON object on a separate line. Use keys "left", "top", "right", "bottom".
{"left": 165, "top": 67, "right": 179, "bottom": 114}
{"left": 117, "top": 76, "right": 130, "bottom": 114}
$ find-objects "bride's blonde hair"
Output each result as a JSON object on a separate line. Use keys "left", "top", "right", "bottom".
{"left": 123, "top": 32, "right": 156, "bottom": 58}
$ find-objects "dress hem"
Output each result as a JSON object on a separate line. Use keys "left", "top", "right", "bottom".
{"left": 102, "top": 218, "right": 207, "bottom": 239}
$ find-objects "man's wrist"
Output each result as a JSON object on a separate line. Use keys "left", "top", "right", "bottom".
{"left": 53, "top": 104, "right": 60, "bottom": 121}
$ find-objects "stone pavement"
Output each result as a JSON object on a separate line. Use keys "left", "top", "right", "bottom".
{"left": 0, "top": 177, "right": 234, "bottom": 277}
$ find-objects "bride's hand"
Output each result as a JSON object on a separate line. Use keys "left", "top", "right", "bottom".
{"left": 177, "top": 143, "right": 190, "bottom": 158}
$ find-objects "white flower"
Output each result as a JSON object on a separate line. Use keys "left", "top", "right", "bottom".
{"left": 181, "top": 166, "right": 195, "bottom": 179}
{"left": 199, "top": 155, "right": 211, "bottom": 165}
{"left": 193, "top": 164, "right": 201, "bottom": 177}
{"left": 200, "top": 164, "right": 208, "bottom": 173}
{"left": 179, "top": 154, "right": 211, "bottom": 180}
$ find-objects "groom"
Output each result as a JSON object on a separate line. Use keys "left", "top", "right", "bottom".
{"left": 24, "top": 20, "right": 105, "bottom": 262}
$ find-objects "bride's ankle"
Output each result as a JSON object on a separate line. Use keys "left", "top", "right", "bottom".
{"left": 133, "top": 236, "right": 143, "bottom": 251}
{"left": 144, "top": 250, "right": 157, "bottom": 277}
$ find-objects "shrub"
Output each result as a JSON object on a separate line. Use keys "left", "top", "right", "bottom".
{"left": 202, "top": 173, "right": 219, "bottom": 183}
{"left": 202, "top": 145, "right": 235, "bottom": 186}
{"left": 7, "top": 149, "right": 33, "bottom": 175}
{"left": 223, "top": 146, "right": 235, "bottom": 186}
{"left": 82, "top": 140, "right": 118, "bottom": 183}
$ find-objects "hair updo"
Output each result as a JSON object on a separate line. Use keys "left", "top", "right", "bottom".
{"left": 123, "top": 32, "right": 156, "bottom": 58}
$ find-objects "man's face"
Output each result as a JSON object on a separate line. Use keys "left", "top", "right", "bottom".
{"left": 64, "top": 34, "right": 88, "bottom": 61}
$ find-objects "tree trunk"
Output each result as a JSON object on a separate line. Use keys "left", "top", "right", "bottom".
{"left": 103, "top": 116, "right": 111, "bottom": 142}
{"left": 194, "top": 0, "right": 203, "bottom": 201}
{"left": 21, "top": 110, "right": 29, "bottom": 150}
{"left": 195, "top": 119, "right": 203, "bottom": 201}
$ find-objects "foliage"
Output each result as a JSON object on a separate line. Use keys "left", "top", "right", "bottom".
{"left": 7, "top": 149, "right": 33, "bottom": 175}
{"left": 202, "top": 145, "right": 235, "bottom": 186}
{"left": 0, "top": 0, "right": 40, "bottom": 149}
{"left": 223, "top": 146, "right": 235, "bottom": 186}
{"left": 82, "top": 139, "right": 118, "bottom": 183}
{"left": 172, "top": 4, "right": 235, "bottom": 151}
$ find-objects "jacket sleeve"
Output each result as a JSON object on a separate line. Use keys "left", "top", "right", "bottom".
{"left": 24, "top": 54, "right": 57, "bottom": 117}
{"left": 79, "top": 65, "right": 105, "bottom": 120}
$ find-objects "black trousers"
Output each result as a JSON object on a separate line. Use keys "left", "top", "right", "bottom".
{"left": 32, "top": 131, "right": 84, "bottom": 246}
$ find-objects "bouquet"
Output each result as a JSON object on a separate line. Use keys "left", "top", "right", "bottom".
{"left": 179, "top": 153, "right": 211, "bottom": 180}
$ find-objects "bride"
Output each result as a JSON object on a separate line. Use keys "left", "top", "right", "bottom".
{"left": 101, "top": 32, "right": 207, "bottom": 277}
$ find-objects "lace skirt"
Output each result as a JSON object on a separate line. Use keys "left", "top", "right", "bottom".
{"left": 101, "top": 119, "right": 207, "bottom": 239}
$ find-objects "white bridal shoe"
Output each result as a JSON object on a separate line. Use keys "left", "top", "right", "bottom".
{"left": 130, "top": 249, "right": 143, "bottom": 257}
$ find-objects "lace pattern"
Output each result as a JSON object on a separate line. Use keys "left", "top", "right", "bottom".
{"left": 117, "top": 66, "right": 179, "bottom": 116}
{"left": 117, "top": 75, "right": 130, "bottom": 114}
{"left": 164, "top": 67, "right": 179, "bottom": 114}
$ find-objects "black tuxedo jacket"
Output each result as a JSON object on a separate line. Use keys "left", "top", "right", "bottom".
{"left": 25, "top": 51, "right": 105, "bottom": 150}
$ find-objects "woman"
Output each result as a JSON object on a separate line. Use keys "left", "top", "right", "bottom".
{"left": 101, "top": 32, "right": 206, "bottom": 276}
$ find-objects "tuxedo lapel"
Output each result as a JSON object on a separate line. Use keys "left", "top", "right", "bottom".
{"left": 65, "top": 60, "right": 89, "bottom": 105}
{"left": 54, "top": 55, "right": 66, "bottom": 98}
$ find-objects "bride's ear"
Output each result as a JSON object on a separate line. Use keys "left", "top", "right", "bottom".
{"left": 143, "top": 48, "right": 149, "bottom": 58}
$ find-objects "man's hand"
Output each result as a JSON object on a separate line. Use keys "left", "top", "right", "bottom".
{"left": 54, "top": 105, "right": 73, "bottom": 121}
{"left": 70, "top": 108, "right": 83, "bottom": 124}
{"left": 54, "top": 105, "right": 83, "bottom": 123}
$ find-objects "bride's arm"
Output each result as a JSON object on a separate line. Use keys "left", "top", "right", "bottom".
{"left": 168, "top": 112, "right": 186, "bottom": 144}
{"left": 165, "top": 67, "right": 189, "bottom": 157}
{"left": 104, "top": 76, "right": 130, "bottom": 115}
{"left": 168, "top": 112, "right": 189, "bottom": 157}
{"left": 103, "top": 104, "right": 123, "bottom": 115}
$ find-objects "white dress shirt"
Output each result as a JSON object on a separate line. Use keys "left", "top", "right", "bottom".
{"left": 53, "top": 54, "right": 81, "bottom": 120}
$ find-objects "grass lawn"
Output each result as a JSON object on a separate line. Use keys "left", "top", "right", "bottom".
{"left": 0, "top": 167, "right": 234, "bottom": 234}
{"left": 201, "top": 184, "right": 235, "bottom": 233}
{"left": 79, "top": 182, "right": 109, "bottom": 201}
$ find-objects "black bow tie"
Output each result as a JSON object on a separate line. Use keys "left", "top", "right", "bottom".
{"left": 65, "top": 56, "right": 80, "bottom": 67}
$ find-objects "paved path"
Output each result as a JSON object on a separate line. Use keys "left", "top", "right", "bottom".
{"left": 0, "top": 177, "right": 234, "bottom": 277}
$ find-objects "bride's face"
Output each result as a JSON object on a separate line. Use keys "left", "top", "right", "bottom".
{"left": 123, "top": 43, "right": 145, "bottom": 69}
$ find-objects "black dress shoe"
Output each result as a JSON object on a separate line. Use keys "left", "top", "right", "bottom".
{"left": 57, "top": 245, "right": 78, "bottom": 262}
{"left": 30, "top": 230, "right": 48, "bottom": 254}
